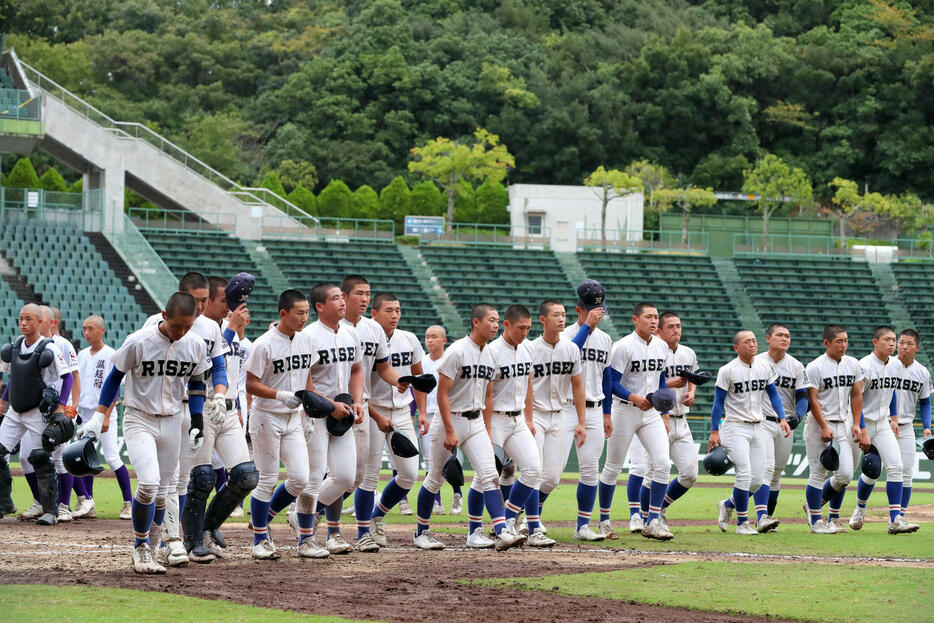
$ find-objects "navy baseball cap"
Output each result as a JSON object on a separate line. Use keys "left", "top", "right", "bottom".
{"left": 226, "top": 272, "right": 255, "bottom": 311}
{"left": 576, "top": 279, "right": 606, "bottom": 311}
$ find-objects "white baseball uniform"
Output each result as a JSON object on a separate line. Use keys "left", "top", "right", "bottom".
{"left": 558, "top": 322, "right": 612, "bottom": 488}
{"left": 856, "top": 353, "right": 902, "bottom": 485}
{"left": 48, "top": 334, "right": 79, "bottom": 475}
{"left": 364, "top": 328, "right": 422, "bottom": 491}
{"left": 299, "top": 319, "right": 361, "bottom": 513}
{"left": 714, "top": 356, "right": 778, "bottom": 494}
{"left": 804, "top": 353, "right": 864, "bottom": 490}
{"left": 78, "top": 344, "right": 125, "bottom": 470}
{"left": 890, "top": 356, "right": 931, "bottom": 488}
{"left": 111, "top": 325, "right": 210, "bottom": 505}
{"left": 342, "top": 315, "right": 390, "bottom": 492}
{"left": 756, "top": 351, "right": 807, "bottom": 489}
{"left": 600, "top": 332, "right": 670, "bottom": 492}
{"left": 485, "top": 336, "right": 541, "bottom": 492}
{"left": 421, "top": 336, "right": 498, "bottom": 495}
{"left": 418, "top": 352, "right": 444, "bottom": 470}
{"left": 243, "top": 324, "right": 318, "bottom": 502}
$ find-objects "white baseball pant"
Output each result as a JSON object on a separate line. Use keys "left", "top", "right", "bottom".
{"left": 762, "top": 417, "right": 793, "bottom": 490}
{"left": 249, "top": 409, "right": 309, "bottom": 502}
{"left": 490, "top": 413, "right": 542, "bottom": 489}
{"left": 719, "top": 419, "right": 767, "bottom": 493}
{"left": 418, "top": 411, "right": 437, "bottom": 472}
{"left": 80, "top": 407, "right": 124, "bottom": 471}
{"left": 532, "top": 409, "right": 565, "bottom": 495}
{"left": 361, "top": 406, "right": 420, "bottom": 491}
{"left": 628, "top": 417, "right": 698, "bottom": 488}
{"left": 896, "top": 424, "right": 918, "bottom": 487}
{"left": 352, "top": 400, "right": 370, "bottom": 490}
{"left": 301, "top": 419, "right": 357, "bottom": 512}
{"left": 804, "top": 417, "right": 857, "bottom": 489}
{"left": 0, "top": 407, "right": 43, "bottom": 463}
{"left": 122, "top": 407, "right": 182, "bottom": 505}
{"left": 191, "top": 410, "right": 251, "bottom": 470}
{"left": 600, "top": 403, "right": 670, "bottom": 486}
{"left": 559, "top": 405, "right": 605, "bottom": 486}
{"left": 853, "top": 418, "right": 902, "bottom": 485}
{"left": 421, "top": 412, "right": 498, "bottom": 494}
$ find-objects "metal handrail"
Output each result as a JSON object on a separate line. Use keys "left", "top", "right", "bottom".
{"left": 128, "top": 207, "right": 238, "bottom": 234}
{"left": 419, "top": 222, "right": 550, "bottom": 246}
{"left": 577, "top": 228, "right": 709, "bottom": 254}
{"left": 734, "top": 232, "right": 934, "bottom": 261}
{"left": 261, "top": 213, "right": 395, "bottom": 240}
{"left": 17, "top": 58, "right": 317, "bottom": 225}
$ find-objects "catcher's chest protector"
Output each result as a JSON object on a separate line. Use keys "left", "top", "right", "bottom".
{"left": 3, "top": 337, "right": 53, "bottom": 413}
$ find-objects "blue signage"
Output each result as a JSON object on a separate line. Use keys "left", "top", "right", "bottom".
{"left": 405, "top": 215, "right": 445, "bottom": 236}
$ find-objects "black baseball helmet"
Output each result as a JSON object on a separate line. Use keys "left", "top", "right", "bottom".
{"left": 921, "top": 436, "right": 934, "bottom": 461}
{"left": 442, "top": 453, "right": 464, "bottom": 488}
{"left": 296, "top": 390, "right": 333, "bottom": 419}
{"left": 647, "top": 388, "right": 676, "bottom": 413}
{"left": 325, "top": 393, "right": 354, "bottom": 436}
{"left": 390, "top": 430, "right": 419, "bottom": 458}
{"left": 785, "top": 413, "right": 801, "bottom": 430}
{"left": 820, "top": 441, "right": 840, "bottom": 472}
{"left": 63, "top": 437, "right": 104, "bottom": 477}
{"left": 861, "top": 444, "right": 881, "bottom": 480}
{"left": 398, "top": 374, "right": 437, "bottom": 393}
{"left": 703, "top": 444, "right": 733, "bottom": 476}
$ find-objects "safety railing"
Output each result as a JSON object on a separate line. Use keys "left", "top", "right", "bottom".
{"left": 0, "top": 87, "right": 40, "bottom": 120}
{"left": 261, "top": 213, "right": 395, "bottom": 240}
{"left": 733, "top": 233, "right": 860, "bottom": 258}
{"left": 17, "top": 58, "right": 315, "bottom": 226}
{"left": 577, "top": 228, "right": 709, "bottom": 254}
{"left": 128, "top": 207, "right": 238, "bottom": 234}
{"left": 418, "top": 222, "right": 550, "bottom": 247}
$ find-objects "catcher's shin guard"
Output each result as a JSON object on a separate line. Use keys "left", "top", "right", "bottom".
{"left": 181, "top": 464, "right": 215, "bottom": 555}
{"left": 28, "top": 448, "right": 58, "bottom": 517}
{"left": 0, "top": 445, "right": 14, "bottom": 515}
{"left": 205, "top": 461, "right": 258, "bottom": 533}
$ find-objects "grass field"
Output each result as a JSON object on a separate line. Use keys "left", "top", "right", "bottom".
{"left": 472, "top": 562, "right": 934, "bottom": 623}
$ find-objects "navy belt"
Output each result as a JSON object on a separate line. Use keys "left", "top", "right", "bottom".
{"left": 459, "top": 410, "right": 480, "bottom": 420}
{"left": 585, "top": 400, "right": 601, "bottom": 408}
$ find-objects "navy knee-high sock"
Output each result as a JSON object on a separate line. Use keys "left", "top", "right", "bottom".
{"left": 639, "top": 483, "right": 651, "bottom": 518}
{"left": 576, "top": 483, "right": 597, "bottom": 530}
{"left": 131, "top": 499, "right": 156, "bottom": 547}
{"left": 505, "top": 481, "right": 534, "bottom": 520}
{"left": 752, "top": 484, "right": 770, "bottom": 521}
{"left": 325, "top": 500, "right": 343, "bottom": 536}
{"left": 373, "top": 478, "right": 408, "bottom": 518}
{"left": 804, "top": 485, "right": 823, "bottom": 525}
{"left": 251, "top": 497, "right": 271, "bottom": 544}
{"left": 626, "top": 474, "right": 642, "bottom": 518}
{"left": 662, "top": 479, "right": 690, "bottom": 510}
{"left": 355, "top": 489, "right": 375, "bottom": 538}
{"left": 732, "top": 487, "right": 750, "bottom": 525}
{"left": 483, "top": 489, "right": 507, "bottom": 535}
{"left": 500, "top": 483, "right": 512, "bottom": 502}
{"left": 467, "top": 487, "right": 485, "bottom": 533}
{"left": 828, "top": 486, "right": 846, "bottom": 520}
{"left": 856, "top": 476, "right": 874, "bottom": 509}
{"left": 268, "top": 483, "right": 296, "bottom": 516}
{"left": 598, "top": 481, "right": 616, "bottom": 522}
{"left": 415, "top": 486, "right": 435, "bottom": 536}
{"left": 885, "top": 481, "right": 904, "bottom": 522}
{"left": 901, "top": 486, "right": 912, "bottom": 513}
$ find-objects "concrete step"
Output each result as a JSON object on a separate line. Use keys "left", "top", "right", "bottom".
{"left": 711, "top": 257, "right": 765, "bottom": 338}
{"left": 397, "top": 244, "right": 467, "bottom": 339}
{"left": 242, "top": 239, "right": 292, "bottom": 296}
{"left": 86, "top": 231, "right": 159, "bottom": 316}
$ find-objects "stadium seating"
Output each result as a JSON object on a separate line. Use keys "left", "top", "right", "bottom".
{"left": 733, "top": 256, "right": 890, "bottom": 363}
{"left": 0, "top": 278, "right": 26, "bottom": 344}
{"left": 262, "top": 238, "right": 438, "bottom": 339}
{"left": 141, "top": 230, "right": 280, "bottom": 331}
{"left": 891, "top": 261, "right": 934, "bottom": 344}
{"left": 420, "top": 246, "right": 577, "bottom": 339}
{"left": 0, "top": 218, "right": 147, "bottom": 346}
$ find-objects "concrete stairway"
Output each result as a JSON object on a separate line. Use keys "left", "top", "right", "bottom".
{"left": 397, "top": 244, "right": 468, "bottom": 339}
{"left": 711, "top": 257, "right": 765, "bottom": 338}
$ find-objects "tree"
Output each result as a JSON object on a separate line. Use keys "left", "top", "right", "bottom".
{"left": 378, "top": 176, "right": 411, "bottom": 225}
{"left": 353, "top": 185, "right": 380, "bottom": 219}
{"left": 408, "top": 128, "right": 514, "bottom": 231}
{"left": 828, "top": 178, "right": 890, "bottom": 250}
{"left": 583, "top": 166, "right": 643, "bottom": 241}
{"left": 625, "top": 160, "right": 676, "bottom": 213}
{"left": 257, "top": 170, "right": 287, "bottom": 198}
{"left": 452, "top": 181, "right": 478, "bottom": 223}
{"left": 317, "top": 179, "right": 354, "bottom": 218}
{"left": 652, "top": 186, "right": 718, "bottom": 243}
{"left": 6, "top": 158, "right": 39, "bottom": 188}
{"left": 409, "top": 180, "right": 445, "bottom": 216}
{"left": 66, "top": 178, "right": 83, "bottom": 193}
{"left": 880, "top": 193, "right": 934, "bottom": 239}
{"left": 277, "top": 159, "right": 317, "bottom": 193}
{"left": 742, "top": 154, "right": 812, "bottom": 241}
{"left": 288, "top": 185, "right": 317, "bottom": 216}
{"left": 474, "top": 180, "right": 510, "bottom": 224}
{"left": 38, "top": 167, "right": 68, "bottom": 192}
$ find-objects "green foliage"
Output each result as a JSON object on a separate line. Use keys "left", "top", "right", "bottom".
{"left": 287, "top": 184, "right": 317, "bottom": 216}
{"left": 473, "top": 179, "right": 509, "bottom": 224}
{"left": 5, "top": 157, "right": 39, "bottom": 188}
{"left": 378, "top": 176, "right": 411, "bottom": 224}
{"left": 66, "top": 178, "right": 83, "bottom": 193}
{"left": 317, "top": 179, "right": 354, "bottom": 218}
{"left": 353, "top": 184, "right": 380, "bottom": 219}
{"left": 452, "top": 180, "right": 477, "bottom": 222}
{"left": 409, "top": 180, "right": 445, "bottom": 217}
{"left": 37, "top": 166, "right": 67, "bottom": 192}
{"left": 584, "top": 166, "right": 643, "bottom": 237}
{"left": 277, "top": 160, "right": 318, "bottom": 194}
{"left": 743, "top": 154, "right": 813, "bottom": 237}
{"left": 257, "top": 170, "right": 287, "bottom": 198}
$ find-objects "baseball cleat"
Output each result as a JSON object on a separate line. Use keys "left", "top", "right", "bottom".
{"left": 297, "top": 538, "right": 329, "bottom": 558}
{"left": 600, "top": 519, "right": 619, "bottom": 540}
{"left": 527, "top": 526, "right": 556, "bottom": 548}
{"left": 36, "top": 512, "right": 57, "bottom": 526}
{"left": 325, "top": 533, "right": 353, "bottom": 554}
{"left": 809, "top": 519, "right": 838, "bottom": 534}
{"left": 517, "top": 519, "right": 529, "bottom": 537}
{"left": 372, "top": 517, "right": 388, "bottom": 547}
{"left": 413, "top": 530, "right": 445, "bottom": 550}
{"left": 888, "top": 515, "right": 920, "bottom": 534}
{"left": 849, "top": 507, "right": 865, "bottom": 531}
{"left": 341, "top": 504, "right": 355, "bottom": 517}
{"left": 119, "top": 501, "right": 132, "bottom": 520}
{"left": 629, "top": 513, "right": 644, "bottom": 534}
{"left": 132, "top": 544, "right": 166, "bottom": 575}
{"left": 73, "top": 496, "right": 96, "bottom": 519}
{"left": 658, "top": 509, "right": 668, "bottom": 530}
{"left": 574, "top": 524, "right": 606, "bottom": 542}
{"left": 642, "top": 518, "right": 673, "bottom": 540}
{"left": 187, "top": 545, "right": 216, "bottom": 563}
{"left": 19, "top": 501, "right": 42, "bottom": 521}
{"left": 287, "top": 508, "right": 300, "bottom": 538}
{"left": 356, "top": 532, "right": 380, "bottom": 553}
{"left": 57, "top": 504, "right": 73, "bottom": 522}
{"left": 494, "top": 526, "right": 522, "bottom": 551}
{"left": 399, "top": 499, "right": 413, "bottom": 516}
{"left": 205, "top": 530, "right": 226, "bottom": 557}
{"left": 829, "top": 518, "right": 848, "bottom": 532}
{"left": 756, "top": 515, "right": 780, "bottom": 533}
{"left": 505, "top": 518, "right": 527, "bottom": 546}
{"left": 450, "top": 492, "right": 463, "bottom": 515}
{"left": 229, "top": 505, "right": 244, "bottom": 518}
{"left": 736, "top": 521, "right": 758, "bottom": 536}
{"left": 716, "top": 500, "right": 732, "bottom": 533}
{"left": 466, "top": 527, "right": 495, "bottom": 549}
{"left": 432, "top": 501, "right": 446, "bottom": 515}
{"left": 252, "top": 538, "right": 279, "bottom": 560}
{"left": 165, "top": 538, "right": 190, "bottom": 566}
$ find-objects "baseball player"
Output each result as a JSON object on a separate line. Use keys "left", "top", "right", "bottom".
{"left": 0, "top": 304, "right": 72, "bottom": 525}
{"left": 481, "top": 304, "right": 554, "bottom": 547}
{"left": 76, "top": 292, "right": 210, "bottom": 574}
{"left": 244, "top": 289, "right": 336, "bottom": 560}
{"left": 629, "top": 311, "right": 701, "bottom": 531}
{"left": 365, "top": 293, "right": 429, "bottom": 548}
{"left": 76, "top": 315, "right": 133, "bottom": 520}
{"left": 221, "top": 280, "right": 251, "bottom": 519}
{"left": 754, "top": 323, "right": 809, "bottom": 529}
{"left": 142, "top": 272, "right": 229, "bottom": 565}
{"left": 849, "top": 326, "right": 917, "bottom": 533}
{"left": 597, "top": 302, "right": 677, "bottom": 540}
{"left": 418, "top": 325, "right": 460, "bottom": 515}
{"left": 413, "top": 303, "right": 523, "bottom": 551}
{"left": 709, "top": 330, "right": 790, "bottom": 535}
{"left": 803, "top": 325, "right": 866, "bottom": 534}
{"left": 299, "top": 282, "right": 366, "bottom": 554}
{"left": 525, "top": 299, "right": 586, "bottom": 538}
{"left": 888, "top": 329, "right": 931, "bottom": 522}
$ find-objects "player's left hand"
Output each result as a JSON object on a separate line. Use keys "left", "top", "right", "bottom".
{"left": 666, "top": 377, "right": 687, "bottom": 389}
{"left": 396, "top": 380, "right": 410, "bottom": 393}
{"left": 376, "top": 415, "right": 393, "bottom": 434}
{"left": 924, "top": 428, "right": 931, "bottom": 438}
{"left": 417, "top": 414, "right": 429, "bottom": 435}
{"left": 682, "top": 391, "right": 695, "bottom": 407}
{"left": 353, "top": 403, "right": 364, "bottom": 424}
{"left": 208, "top": 393, "right": 227, "bottom": 425}
{"left": 189, "top": 427, "right": 204, "bottom": 453}
{"left": 227, "top": 304, "right": 249, "bottom": 333}
{"left": 852, "top": 426, "right": 870, "bottom": 451}
{"left": 707, "top": 431, "right": 721, "bottom": 452}
{"left": 890, "top": 419, "right": 899, "bottom": 436}
{"left": 780, "top": 419, "right": 791, "bottom": 437}
{"left": 603, "top": 413, "right": 612, "bottom": 438}
{"left": 575, "top": 423, "right": 586, "bottom": 447}
{"left": 584, "top": 307, "right": 605, "bottom": 328}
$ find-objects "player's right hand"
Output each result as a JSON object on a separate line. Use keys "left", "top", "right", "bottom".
{"left": 707, "top": 431, "right": 720, "bottom": 452}
{"left": 603, "top": 413, "right": 612, "bottom": 438}
{"left": 228, "top": 304, "right": 249, "bottom": 332}
{"left": 925, "top": 428, "right": 931, "bottom": 438}
{"left": 584, "top": 307, "right": 605, "bottom": 328}
{"left": 276, "top": 390, "right": 302, "bottom": 409}
{"left": 189, "top": 427, "right": 204, "bottom": 453}
{"left": 819, "top": 424, "right": 833, "bottom": 442}
{"left": 630, "top": 394, "right": 652, "bottom": 411}
{"left": 303, "top": 419, "right": 315, "bottom": 441}
{"left": 443, "top": 430, "right": 458, "bottom": 452}
{"left": 77, "top": 412, "right": 104, "bottom": 440}
{"left": 376, "top": 416, "right": 393, "bottom": 434}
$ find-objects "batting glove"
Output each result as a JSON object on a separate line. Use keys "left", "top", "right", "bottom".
{"left": 76, "top": 412, "right": 104, "bottom": 440}
{"left": 276, "top": 390, "right": 302, "bottom": 409}
{"left": 208, "top": 393, "right": 227, "bottom": 425}
{"left": 303, "top": 419, "right": 315, "bottom": 441}
{"left": 189, "top": 412, "right": 205, "bottom": 453}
